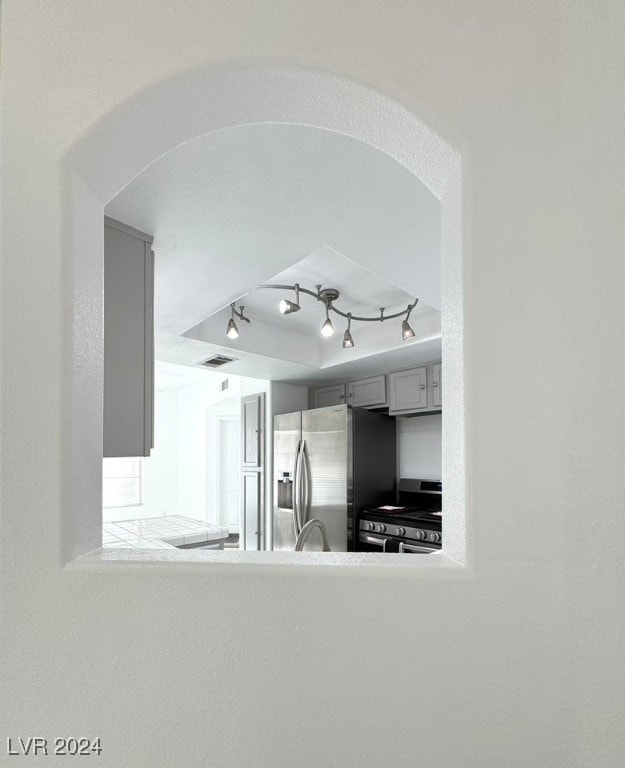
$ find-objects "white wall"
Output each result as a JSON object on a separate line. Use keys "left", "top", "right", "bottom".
{"left": 204, "top": 395, "right": 241, "bottom": 527}
{"left": 102, "top": 388, "right": 180, "bottom": 522}
{"left": 107, "top": 372, "right": 289, "bottom": 531}
{"left": 104, "top": 368, "right": 238, "bottom": 525}
{"left": 397, "top": 413, "right": 442, "bottom": 480}
{"left": 177, "top": 377, "right": 241, "bottom": 522}
{"left": 177, "top": 375, "right": 281, "bottom": 528}
{"left": 1, "top": 3, "right": 624, "bottom": 768}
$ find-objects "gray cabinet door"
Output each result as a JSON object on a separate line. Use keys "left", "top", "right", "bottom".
{"left": 242, "top": 471, "right": 261, "bottom": 551}
{"left": 431, "top": 362, "right": 442, "bottom": 408}
{"left": 241, "top": 392, "right": 265, "bottom": 550}
{"left": 347, "top": 375, "right": 387, "bottom": 407}
{"left": 103, "top": 218, "right": 154, "bottom": 457}
{"left": 312, "top": 384, "right": 346, "bottom": 408}
{"left": 241, "top": 393, "right": 263, "bottom": 467}
{"left": 388, "top": 367, "right": 429, "bottom": 413}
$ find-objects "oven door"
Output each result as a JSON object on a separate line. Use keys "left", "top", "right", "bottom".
{"left": 357, "top": 532, "right": 438, "bottom": 553}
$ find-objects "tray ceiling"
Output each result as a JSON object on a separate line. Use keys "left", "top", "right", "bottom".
{"left": 105, "top": 122, "right": 442, "bottom": 382}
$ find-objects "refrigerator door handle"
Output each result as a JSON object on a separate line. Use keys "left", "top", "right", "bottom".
{"left": 297, "top": 440, "right": 307, "bottom": 533}
{"left": 293, "top": 439, "right": 303, "bottom": 536}
{"left": 299, "top": 440, "right": 307, "bottom": 531}
{"left": 302, "top": 440, "right": 311, "bottom": 526}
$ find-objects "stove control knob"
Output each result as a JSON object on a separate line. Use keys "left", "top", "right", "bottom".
{"left": 415, "top": 529, "right": 426, "bottom": 541}
{"left": 430, "top": 532, "right": 441, "bottom": 543}
{"left": 396, "top": 527, "right": 406, "bottom": 537}
{"left": 376, "top": 524, "right": 386, "bottom": 533}
{"left": 363, "top": 521, "right": 375, "bottom": 531}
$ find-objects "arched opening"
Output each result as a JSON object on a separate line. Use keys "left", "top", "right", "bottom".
{"left": 63, "top": 62, "right": 465, "bottom": 565}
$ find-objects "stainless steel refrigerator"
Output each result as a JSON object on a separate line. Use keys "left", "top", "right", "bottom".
{"left": 272, "top": 404, "right": 396, "bottom": 552}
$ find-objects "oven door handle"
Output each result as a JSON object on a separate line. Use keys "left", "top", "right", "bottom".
{"left": 360, "top": 534, "right": 388, "bottom": 552}
{"left": 398, "top": 541, "right": 437, "bottom": 553}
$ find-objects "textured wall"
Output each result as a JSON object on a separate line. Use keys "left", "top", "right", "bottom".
{"left": 1, "top": 2, "right": 624, "bottom": 768}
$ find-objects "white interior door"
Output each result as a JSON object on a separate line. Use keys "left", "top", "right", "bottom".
{"left": 218, "top": 416, "right": 241, "bottom": 533}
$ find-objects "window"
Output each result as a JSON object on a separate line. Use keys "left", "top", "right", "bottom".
{"left": 102, "top": 458, "right": 143, "bottom": 508}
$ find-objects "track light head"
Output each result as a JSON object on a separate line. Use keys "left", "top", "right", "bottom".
{"left": 279, "top": 283, "right": 301, "bottom": 315}
{"left": 226, "top": 303, "right": 241, "bottom": 339}
{"left": 279, "top": 299, "right": 300, "bottom": 315}
{"left": 320, "top": 301, "right": 334, "bottom": 337}
{"left": 321, "top": 318, "right": 334, "bottom": 337}
{"left": 342, "top": 313, "right": 354, "bottom": 348}
{"left": 401, "top": 319, "right": 415, "bottom": 341}
{"left": 401, "top": 301, "right": 417, "bottom": 341}
{"left": 226, "top": 318, "right": 239, "bottom": 339}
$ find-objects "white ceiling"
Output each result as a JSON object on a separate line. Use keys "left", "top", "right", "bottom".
{"left": 105, "top": 122, "right": 442, "bottom": 383}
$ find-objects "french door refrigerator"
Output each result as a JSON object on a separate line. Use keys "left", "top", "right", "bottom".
{"left": 272, "top": 404, "right": 396, "bottom": 551}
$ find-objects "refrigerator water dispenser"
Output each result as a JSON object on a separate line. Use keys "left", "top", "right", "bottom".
{"left": 277, "top": 472, "right": 293, "bottom": 509}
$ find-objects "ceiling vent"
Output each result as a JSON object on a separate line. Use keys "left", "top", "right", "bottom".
{"left": 198, "top": 354, "right": 237, "bottom": 368}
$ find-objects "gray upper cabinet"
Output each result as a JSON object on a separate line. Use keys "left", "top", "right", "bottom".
{"left": 346, "top": 374, "right": 387, "bottom": 408}
{"left": 312, "top": 362, "right": 442, "bottom": 416}
{"left": 388, "top": 362, "right": 442, "bottom": 414}
{"left": 388, "top": 366, "right": 429, "bottom": 414}
{"left": 311, "top": 383, "right": 346, "bottom": 408}
{"left": 431, "top": 362, "right": 442, "bottom": 408}
{"left": 103, "top": 217, "right": 154, "bottom": 458}
{"left": 312, "top": 376, "right": 386, "bottom": 410}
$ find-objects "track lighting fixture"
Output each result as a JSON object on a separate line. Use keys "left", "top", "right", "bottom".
{"left": 224, "top": 284, "right": 418, "bottom": 348}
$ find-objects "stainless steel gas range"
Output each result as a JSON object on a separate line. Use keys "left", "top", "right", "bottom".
{"left": 356, "top": 478, "right": 442, "bottom": 554}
